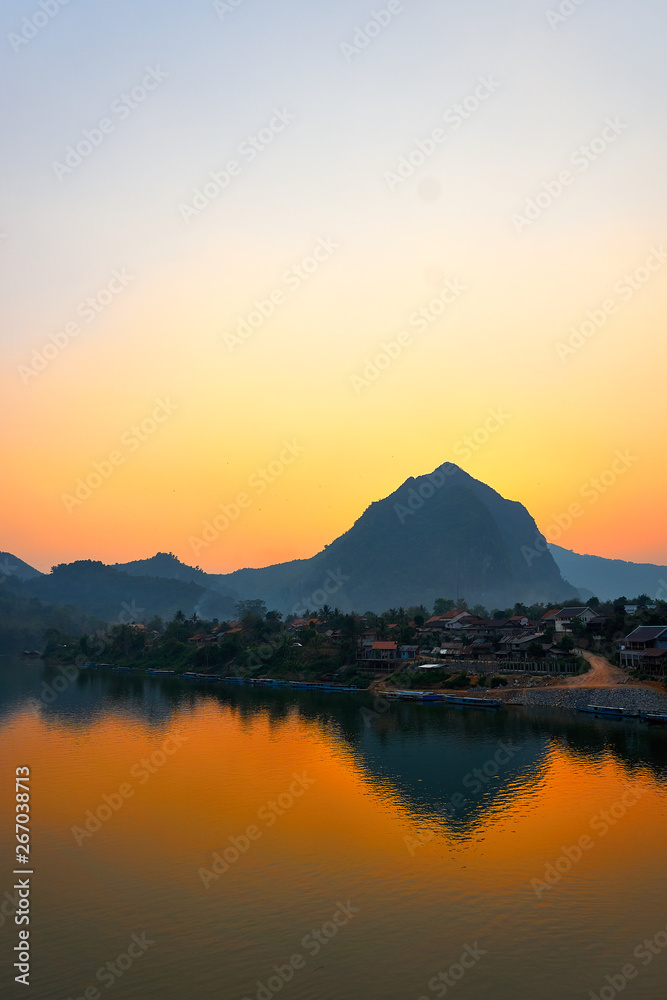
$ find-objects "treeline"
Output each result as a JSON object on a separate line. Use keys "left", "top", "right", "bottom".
{"left": 43, "top": 600, "right": 372, "bottom": 687}
{"left": 33, "top": 592, "right": 667, "bottom": 676}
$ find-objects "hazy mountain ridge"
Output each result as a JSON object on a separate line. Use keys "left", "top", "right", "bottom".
{"left": 4, "top": 560, "right": 237, "bottom": 623}
{"left": 549, "top": 545, "right": 667, "bottom": 602}
{"left": 10, "top": 464, "right": 667, "bottom": 620}
{"left": 0, "top": 551, "right": 43, "bottom": 582}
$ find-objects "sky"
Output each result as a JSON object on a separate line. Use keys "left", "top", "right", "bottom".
{"left": 1, "top": 0, "right": 666, "bottom": 574}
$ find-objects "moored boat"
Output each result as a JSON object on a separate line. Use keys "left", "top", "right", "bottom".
{"left": 577, "top": 705, "right": 637, "bottom": 718}
{"left": 443, "top": 695, "right": 503, "bottom": 710}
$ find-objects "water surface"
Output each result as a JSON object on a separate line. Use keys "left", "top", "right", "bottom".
{"left": 1, "top": 655, "right": 666, "bottom": 999}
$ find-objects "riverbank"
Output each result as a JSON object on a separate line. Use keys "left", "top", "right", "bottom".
{"left": 494, "top": 684, "right": 667, "bottom": 713}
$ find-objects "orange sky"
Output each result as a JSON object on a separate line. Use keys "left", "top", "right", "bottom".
{"left": 2, "top": 1, "right": 666, "bottom": 574}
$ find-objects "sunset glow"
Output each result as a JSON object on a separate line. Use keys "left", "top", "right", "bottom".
{"left": 1, "top": 0, "right": 666, "bottom": 573}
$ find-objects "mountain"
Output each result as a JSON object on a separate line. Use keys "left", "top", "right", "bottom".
{"left": 218, "top": 463, "right": 578, "bottom": 613}
{"left": 8, "top": 560, "right": 236, "bottom": 623}
{"left": 3, "top": 465, "right": 580, "bottom": 620}
{"left": 549, "top": 545, "right": 667, "bottom": 603}
{"left": 0, "top": 552, "right": 43, "bottom": 582}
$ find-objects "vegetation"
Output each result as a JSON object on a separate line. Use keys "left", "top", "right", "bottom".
{"left": 29, "top": 588, "right": 667, "bottom": 690}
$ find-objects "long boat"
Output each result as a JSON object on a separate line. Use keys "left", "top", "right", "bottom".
{"left": 385, "top": 690, "right": 444, "bottom": 702}
{"left": 577, "top": 704, "right": 638, "bottom": 718}
{"left": 443, "top": 695, "right": 504, "bottom": 710}
{"left": 644, "top": 713, "right": 667, "bottom": 726}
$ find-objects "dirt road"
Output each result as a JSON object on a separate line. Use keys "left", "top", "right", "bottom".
{"left": 560, "top": 650, "right": 629, "bottom": 688}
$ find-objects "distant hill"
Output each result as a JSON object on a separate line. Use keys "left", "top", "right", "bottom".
{"left": 0, "top": 584, "right": 103, "bottom": 653}
{"left": 549, "top": 545, "right": 667, "bottom": 603}
{"left": 114, "top": 552, "right": 215, "bottom": 587}
{"left": 218, "top": 463, "right": 578, "bottom": 613}
{"left": 0, "top": 552, "right": 43, "bottom": 582}
{"left": 9, "top": 560, "right": 237, "bottom": 623}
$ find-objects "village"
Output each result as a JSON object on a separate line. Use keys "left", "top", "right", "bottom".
{"left": 167, "top": 599, "right": 667, "bottom": 685}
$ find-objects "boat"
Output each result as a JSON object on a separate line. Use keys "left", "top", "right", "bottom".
{"left": 147, "top": 668, "right": 175, "bottom": 676}
{"left": 644, "top": 713, "right": 667, "bottom": 726}
{"left": 385, "top": 690, "right": 444, "bottom": 702}
{"left": 443, "top": 695, "right": 503, "bottom": 710}
{"left": 577, "top": 705, "right": 637, "bottom": 718}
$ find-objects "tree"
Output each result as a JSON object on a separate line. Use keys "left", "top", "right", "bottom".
{"left": 569, "top": 618, "right": 587, "bottom": 639}
{"left": 339, "top": 614, "right": 364, "bottom": 665}
{"left": 235, "top": 599, "right": 268, "bottom": 620}
{"left": 433, "top": 598, "right": 455, "bottom": 615}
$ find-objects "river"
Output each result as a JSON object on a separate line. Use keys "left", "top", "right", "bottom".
{"left": 1, "top": 655, "right": 666, "bottom": 999}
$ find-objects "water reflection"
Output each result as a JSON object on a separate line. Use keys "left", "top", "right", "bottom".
{"left": 3, "top": 657, "right": 667, "bottom": 837}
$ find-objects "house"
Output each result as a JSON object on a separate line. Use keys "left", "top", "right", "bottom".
{"left": 425, "top": 610, "right": 470, "bottom": 629}
{"left": 356, "top": 640, "right": 399, "bottom": 669}
{"left": 619, "top": 626, "right": 667, "bottom": 672}
{"left": 288, "top": 617, "right": 321, "bottom": 633}
{"left": 625, "top": 603, "right": 657, "bottom": 615}
{"left": 497, "top": 631, "right": 546, "bottom": 660}
{"left": 438, "top": 643, "right": 466, "bottom": 659}
{"left": 553, "top": 607, "right": 597, "bottom": 633}
{"left": 468, "top": 640, "right": 494, "bottom": 660}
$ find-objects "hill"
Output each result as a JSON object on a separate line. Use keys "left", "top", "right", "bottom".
{"left": 549, "top": 545, "right": 667, "bottom": 602}
{"left": 0, "top": 552, "right": 43, "bottom": 582}
{"left": 219, "top": 463, "right": 578, "bottom": 613}
{"left": 9, "top": 560, "right": 237, "bottom": 623}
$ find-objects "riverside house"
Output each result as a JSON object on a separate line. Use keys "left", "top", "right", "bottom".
{"left": 619, "top": 626, "right": 667, "bottom": 673}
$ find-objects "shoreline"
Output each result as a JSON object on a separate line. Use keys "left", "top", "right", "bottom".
{"left": 491, "top": 683, "right": 667, "bottom": 714}
{"left": 20, "top": 655, "right": 667, "bottom": 720}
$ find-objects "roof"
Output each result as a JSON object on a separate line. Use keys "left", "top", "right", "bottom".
{"left": 624, "top": 626, "right": 667, "bottom": 642}
{"left": 372, "top": 641, "right": 398, "bottom": 651}
{"left": 428, "top": 609, "right": 467, "bottom": 622}
{"left": 541, "top": 609, "right": 561, "bottom": 620}
{"left": 556, "top": 607, "right": 592, "bottom": 618}
{"left": 637, "top": 648, "right": 667, "bottom": 658}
